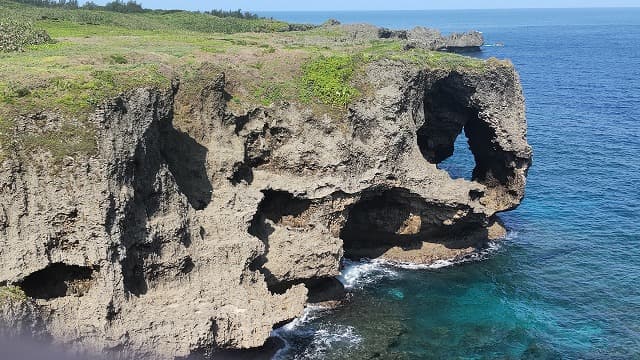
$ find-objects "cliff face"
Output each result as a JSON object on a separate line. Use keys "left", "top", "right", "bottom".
{"left": 0, "top": 59, "right": 531, "bottom": 358}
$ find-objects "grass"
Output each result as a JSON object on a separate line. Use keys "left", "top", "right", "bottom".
{"left": 0, "top": 0, "right": 291, "bottom": 34}
{"left": 0, "top": 0, "right": 502, "bottom": 164}
{"left": 299, "top": 55, "right": 361, "bottom": 107}
{"left": 253, "top": 82, "right": 286, "bottom": 106}
{"left": 0, "top": 285, "right": 27, "bottom": 304}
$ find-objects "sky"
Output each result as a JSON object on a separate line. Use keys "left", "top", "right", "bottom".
{"left": 89, "top": 0, "right": 640, "bottom": 11}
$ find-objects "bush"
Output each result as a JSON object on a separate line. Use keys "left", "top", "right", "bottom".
{"left": 204, "top": 9, "right": 261, "bottom": 20}
{"left": 12, "top": 0, "right": 78, "bottom": 9}
{"left": 0, "top": 286, "right": 26, "bottom": 303}
{"left": 0, "top": 18, "right": 52, "bottom": 52}
{"left": 103, "top": 0, "right": 144, "bottom": 13}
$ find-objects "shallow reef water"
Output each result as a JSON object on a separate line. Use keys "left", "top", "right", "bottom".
{"left": 266, "top": 8, "right": 640, "bottom": 359}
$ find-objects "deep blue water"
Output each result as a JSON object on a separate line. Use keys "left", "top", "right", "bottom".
{"left": 262, "top": 9, "right": 640, "bottom": 359}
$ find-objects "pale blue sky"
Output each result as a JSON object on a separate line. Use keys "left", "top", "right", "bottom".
{"left": 86, "top": 0, "right": 640, "bottom": 11}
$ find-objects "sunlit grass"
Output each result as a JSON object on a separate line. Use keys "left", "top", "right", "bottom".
{"left": 0, "top": 0, "right": 500, "bottom": 164}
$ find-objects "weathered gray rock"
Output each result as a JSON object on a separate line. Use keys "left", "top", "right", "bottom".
{"left": 285, "top": 23, "right": 483, "bottom": 52}
{"left": 0, "top": 57, "right": 530, "bottom": 358}
{"left": 407, "top": 27, "right": 484, "bottom": 51}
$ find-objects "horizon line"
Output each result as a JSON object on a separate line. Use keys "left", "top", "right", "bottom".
{"left": 252, "top": 6, "right": 640, "bottom": 12}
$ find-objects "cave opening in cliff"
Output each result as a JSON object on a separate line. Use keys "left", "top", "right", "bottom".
{"left": 341, "top": 189, "right": 429, "bottom": 259}
{"left": 248, "top": 190, "right": 312, "bottom": 242}
{"left": 418, "top": 74, "right": 485, "bottom": 182}
{"left": 18, "top": 263, "right": 95, "bottom": 300}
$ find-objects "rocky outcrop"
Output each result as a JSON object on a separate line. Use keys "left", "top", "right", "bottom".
{"left": 316, "top": 21, "right": 484, "bottom": 52}
{"left": 0, "top": 57, "right": 531, "bottom": 358}
{"left": 407, "top": 27, "right": 484, "bottom": 52}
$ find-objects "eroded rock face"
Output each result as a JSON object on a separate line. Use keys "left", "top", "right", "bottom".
{"left": 0, "top": 59, "right": 531, "bottom": 358}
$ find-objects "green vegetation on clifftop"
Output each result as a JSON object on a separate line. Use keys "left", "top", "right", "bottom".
{"left": 300, "top": 55, "right": 360, "bottom": 107}
{"left": 0, "top": 0, "right": 503, "bottom": 163}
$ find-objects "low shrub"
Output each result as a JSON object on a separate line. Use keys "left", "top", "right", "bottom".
{"left": 0, "top": 18, "right": 52, "bottom": 52}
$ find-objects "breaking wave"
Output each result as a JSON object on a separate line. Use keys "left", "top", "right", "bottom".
{"left": 272, "top": 233, "right": 517, "bottom": 358}
{"left": 272, "top": 305, "right": 362, "bottom": 360}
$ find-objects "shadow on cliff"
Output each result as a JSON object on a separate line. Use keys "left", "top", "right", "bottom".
{"left": 160, "top": 124, "right": 212, "bottom": 211}
{"left": 120, "top": 116, "right": 211, "bottom": 296}
{"left": 340, "top": 188, "right": 489, "bottom": 260}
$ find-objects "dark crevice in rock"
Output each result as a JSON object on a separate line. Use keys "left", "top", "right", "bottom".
{"left": 263, "top": 279, "right": 298, "bottom": 295}
{"left": 122, "top": 245, "right": 151, "bottom": 297}
{"left": 234, "top": 122, "right": 292, "bottom": 186}
{"left": 264, "top": 277, "right": 346, "bottom": 304}
{"left": 232, "top": 108, "right": 261, "bottom": 135}
{"left": 123, "top": 248, "right": 195, "bottom": 296}
{"left": 106, "top": 300, "right": 118, "bottom": 322}
{"left": 244, "top": 125, "right": 291, "bottom": 168}
{"left": 120, "top": 124, "right": 161, "bottom": 297}
{"left": 305, "top": 277, "right": 346, "bottom": 304}
{"left": 105, "top": 193, "right": 117, "bottom": 234}
{"left": 229, "top": 161, "right": 253, "bottom": 185}
{"left": 248, "top": 190, "right": 311, "bottom": 243}
{"left": 19, "top": 263, "right": 95, "bottom": 300}
{"left": 180, "top": 256, "right": 195, "bottom": 274}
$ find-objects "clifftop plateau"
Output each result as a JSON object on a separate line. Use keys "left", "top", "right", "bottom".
{"left": 0, "top": 2, "right": 531, "bottom": 358}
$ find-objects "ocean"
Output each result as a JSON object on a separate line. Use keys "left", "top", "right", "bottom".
{"left": 259, "top": 8, "right": 640, "bottom": 359}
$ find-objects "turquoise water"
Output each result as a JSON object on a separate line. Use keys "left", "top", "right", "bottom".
{"left": 263, "top": 9, "right": 640, "bottom": 359}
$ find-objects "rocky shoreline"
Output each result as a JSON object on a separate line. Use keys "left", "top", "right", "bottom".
{"left": 0, "top": 20, "right": 530, "bottom": 360}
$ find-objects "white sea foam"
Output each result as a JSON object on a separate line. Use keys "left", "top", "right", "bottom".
{"left": 296, "top": 324, "right": 362, "bottom": 359}
{"left": 272, "top": 305, "right": 361, "bottom": 360}
{"left": 337, "top": 258, "right": 398, "bottom": 289}
{"left": 375, "top": 239, "right": 505, "bottom": 270}
{"left": 272, "top": 231, "right": 517, "bottom": 358}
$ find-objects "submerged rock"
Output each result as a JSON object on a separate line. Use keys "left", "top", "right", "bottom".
{"left": 0, "top": 56, "right": 530, "bottom": 357}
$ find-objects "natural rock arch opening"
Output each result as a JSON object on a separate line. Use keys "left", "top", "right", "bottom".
{"left": 417, "top": 73, "right": 515, "bottom": 185}
{"left": 437, "top": 133, "right": 475, "bottom": 180}
{"left": 417, "top": 73, "right": 483, "bottom": 179}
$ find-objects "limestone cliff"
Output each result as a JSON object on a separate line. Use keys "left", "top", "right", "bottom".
{"left": 0, "top": 57, "right": 531, "bottom": 358}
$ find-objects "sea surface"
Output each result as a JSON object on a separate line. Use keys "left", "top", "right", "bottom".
{"left": 259, "top": 8, "right": 640, "bottom": 359}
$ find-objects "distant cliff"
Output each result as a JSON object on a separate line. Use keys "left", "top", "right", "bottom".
{"left": 0, "top": 12, "right": 529, "bottom": 360}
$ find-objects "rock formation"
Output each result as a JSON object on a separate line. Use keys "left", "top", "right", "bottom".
{"left": 407, "top": 27, "right": 484, "bottom": 52}
{"left": 317, "top": 21, "right": 484, "bottom": 52}
{"left": 285, "top": 21, "right": 484, "bottom": 53}
{"left": 0, "top": 55, "right": 531, "bottom": 358}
